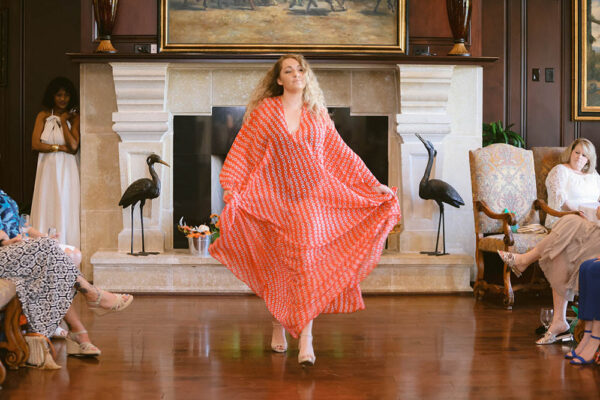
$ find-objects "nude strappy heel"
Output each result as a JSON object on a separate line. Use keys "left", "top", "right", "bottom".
{"left": 87, "top": 287, "right": 133, "bottom": 316}
{"left": 298, "top": 334, "right": 315, "bottom": 366}
{"left": 66, "top": 331, "right": 101, "bottom": 357}
{"left": 497, "top": 250, "right": 522, "bottom": 277}
{"left": 271, "top": 321, "right": 288, "bottom": 353}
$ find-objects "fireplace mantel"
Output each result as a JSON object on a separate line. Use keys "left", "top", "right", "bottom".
{"left": 78, "top": 56, "right": 483, "bottom": 294}
{"left": 68, "top": 52, "right": 497, "bottom": 65}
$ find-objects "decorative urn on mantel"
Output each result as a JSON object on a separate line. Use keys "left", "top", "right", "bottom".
{"left": 92, "top": 0, "right": 119, "bottom": 53}
{"left": 446, "top": 0, "right": 472, "bottom": 56}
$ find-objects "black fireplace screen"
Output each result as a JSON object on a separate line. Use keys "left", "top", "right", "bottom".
{"left": 173, "top": 107, "right": 388, "bottom": 249}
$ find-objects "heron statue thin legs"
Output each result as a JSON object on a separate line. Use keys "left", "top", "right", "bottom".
{"left": 130, "top": 199, "right": 157, "bottom": 257}
{"left": 421, "top": 202, "right": 448, "bottom": 256}
{"left": 130, "top": 205, "right": 134, "bottom": 255}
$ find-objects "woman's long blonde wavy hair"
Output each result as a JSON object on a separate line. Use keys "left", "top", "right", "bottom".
{"left": 244, "top": 54, "right": 326, "bottom": 121}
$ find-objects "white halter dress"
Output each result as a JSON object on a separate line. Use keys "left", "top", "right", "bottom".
{"left": 30, "top": 112, "right": 80, "bottom": 248}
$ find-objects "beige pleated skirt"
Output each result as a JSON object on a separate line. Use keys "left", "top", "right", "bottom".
{"left": 537, "top": 214, "right": 600, "bottom": 301}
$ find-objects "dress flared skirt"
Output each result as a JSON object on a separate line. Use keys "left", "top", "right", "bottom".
{"left": 0, "top": 238, "right": 78, "bottom": 337}
{"left": 210, "top": 192, "right": 399, "bottom": 338}
{"left": 537, "top": 214, "right": 600, "bottom": 301}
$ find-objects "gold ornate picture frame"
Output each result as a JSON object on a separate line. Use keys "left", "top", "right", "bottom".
{"left": 573, "top": 0, "right": 600, "bottom": 120}
{"left": 159, "top": 0, "right": 407, "bottom": 53}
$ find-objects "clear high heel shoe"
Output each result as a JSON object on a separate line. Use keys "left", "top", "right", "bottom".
{"left": 87, "top": 287, "right": 133, "bottom": 316}
{"left": 271, "top": 321, "right": 288, "bottom": 353}
{"left": 298, "top": 334, "right": 315, "bottom": 366}
{"left": 65, "top": 331, "right": 101, "bottom": 357}
{"left": 536, "top": 328, "right": 572, "bottom": 345}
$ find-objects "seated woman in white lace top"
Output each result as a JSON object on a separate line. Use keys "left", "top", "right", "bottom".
{"left": 499, "top": 138, "right": 600, "bottom": 345}
{"left": 545, "top": 145, "right": 600, "bottom": 227}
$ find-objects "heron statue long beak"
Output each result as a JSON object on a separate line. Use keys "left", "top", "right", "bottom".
{"left": 158, "top": 160, "right": 170, "bottom": 168}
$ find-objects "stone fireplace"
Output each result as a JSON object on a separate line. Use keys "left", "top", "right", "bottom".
{"left": 79, "top": 59, "right": 482, "bottom": 293}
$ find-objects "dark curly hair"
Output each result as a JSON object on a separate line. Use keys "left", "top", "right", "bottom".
{"left": 42, "top": 77, "right": 78, "bottom": 111}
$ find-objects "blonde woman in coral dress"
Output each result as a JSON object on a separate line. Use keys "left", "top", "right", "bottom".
{"left": 209, "top": 54, "right": 401, "bottom": 366}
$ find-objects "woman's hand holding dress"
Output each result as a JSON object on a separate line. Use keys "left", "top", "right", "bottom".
{"left": 372, "top": 185, "right": 395, "bottom": 196}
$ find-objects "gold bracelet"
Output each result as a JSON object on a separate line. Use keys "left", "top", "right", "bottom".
{"left": 51, "top": 144, "right": 59, "bottom": 152}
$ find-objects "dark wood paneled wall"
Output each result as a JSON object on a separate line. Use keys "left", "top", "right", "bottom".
{"left": 6, "top": 0, "right": 599, "bottom": 208}
{"left": 0, "top": 0, "right": 80, "bottom": 206}
{"left": 0, "top": 0, "right": 23, "bottom": 203}
{"left": 81, "top": 0, "right": 156, "bottom": 53}
{"left": 482, "top": 0, "right": 600, "bottom": 151}
{"left": 526, "top": 0, "right": 563, "bottom": 147}
{"left": 408, "top": 0, "right": 481, "bottom": 56}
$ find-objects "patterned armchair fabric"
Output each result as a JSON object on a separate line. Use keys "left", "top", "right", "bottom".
{"left": 532, "top": 147, "right": 565, "bottom": 203}
{"left": 469, "top": 144, "right": 539, "bottom": 235}
{"left": 477, "top": 232, "right": 546, "bottom": 254}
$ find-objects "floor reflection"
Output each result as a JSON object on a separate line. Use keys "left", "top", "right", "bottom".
{"left": 3, "top": 295, "right": 600, "bottom": 399}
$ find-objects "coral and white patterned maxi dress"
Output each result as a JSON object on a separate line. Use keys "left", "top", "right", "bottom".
{"left": 209, "top": 96, "right": 401, "bottom": 337}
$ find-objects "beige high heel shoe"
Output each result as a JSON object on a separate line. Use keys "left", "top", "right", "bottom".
{"left": 271, "top": 321, "right": 288, "bottom": 353}
{"left": 497, "top": 250, "right": 522, "bottom": 277}
{"left": 87, "top": 287, "right": 133, "bottom": 316}
{"left": 66, "top": 331, "right": 101, "bottom": 357}
{"left": 298, "top": 334, "right": 315, "bottom": 366}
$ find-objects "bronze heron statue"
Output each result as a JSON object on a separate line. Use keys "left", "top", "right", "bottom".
{"left": 119, "top": 154, "right": 170, "bottom": 256}
{"left": 416, "top": 133, "right": 464, "bottom": 256}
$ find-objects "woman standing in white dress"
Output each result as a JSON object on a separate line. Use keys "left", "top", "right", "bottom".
{"left": 30, "top": 77, "right": 80, "bottom": 248}
{"left": 499, "top": 138, "right": 600, "bottom": 344}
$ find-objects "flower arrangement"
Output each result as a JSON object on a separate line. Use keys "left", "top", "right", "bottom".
{"left": 177, "top": 214, "right": 220, "bottom": 241}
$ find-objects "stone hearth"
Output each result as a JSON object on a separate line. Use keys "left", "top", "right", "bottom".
{"left": 91, "top": 251, "right": 473, "bottom": 293}
{"left": 79, "top": 60, "right": 482, "bottom": 293}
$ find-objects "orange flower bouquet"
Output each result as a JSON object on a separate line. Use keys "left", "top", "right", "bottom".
{"left": 177, "top": 215, "right": 220, "bottom": 256}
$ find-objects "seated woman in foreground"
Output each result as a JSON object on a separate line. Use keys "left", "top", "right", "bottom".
{"left": 0, "top": 188, "right": 133, "bottom": 357}
{"left": 565, "top": 258, "right": 600, "bottom": 365}
{"left": 498, "top": 138, "right": 600, "bottom": 345}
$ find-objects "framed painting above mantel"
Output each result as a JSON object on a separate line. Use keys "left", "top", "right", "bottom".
{"left": 159, "top": 0, "right": 407, "bottom": 53}
{"left": 573, "top": 0, "right": 600, "bottom": 120}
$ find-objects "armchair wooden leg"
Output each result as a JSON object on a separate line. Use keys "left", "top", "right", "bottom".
{"left": 574, "top": 319, "right": 585, "bottom": 344}
{"left": 0, "top": 359, "right": 5, "bottom": 386}
{"left": 503, "top": 264, "right": 514, "bottom": 309}
{"left": 0, "top": 297, "right": 28, "bottom": 369}
{"left": 473, "top": 280, "right": 486, "bottom": 300}
{"left": 473, "top": 249, "right": 486, "bottom": 300}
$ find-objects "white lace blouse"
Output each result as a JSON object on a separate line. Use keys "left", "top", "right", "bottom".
{"left": 545, "top": 163, "right": 600, "bottom": 227}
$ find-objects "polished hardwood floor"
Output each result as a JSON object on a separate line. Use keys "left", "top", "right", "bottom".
{"left": 1, "top": 294, "right": 599, "bottom": 399}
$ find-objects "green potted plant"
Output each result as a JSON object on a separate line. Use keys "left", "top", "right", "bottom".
{"left": 482, "top": 121, "right": 525, "bottom": 148}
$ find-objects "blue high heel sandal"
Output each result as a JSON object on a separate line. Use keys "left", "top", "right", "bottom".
{"left": 565, "top": 330, "right": 591, "bottom": 359}
{"left": 570, "top": 335, "right": 600, "bottom": 365}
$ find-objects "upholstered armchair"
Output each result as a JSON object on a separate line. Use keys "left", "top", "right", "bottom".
{"left": 469, "top": 144, "right": 575, "bottom": 308}
{"left": 532, "top": 146, "right": 566, "bottom": 226}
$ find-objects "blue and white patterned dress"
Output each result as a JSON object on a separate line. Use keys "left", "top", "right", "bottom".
{"left": 0, "top": 189, "right": 78, "bottom": 337}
